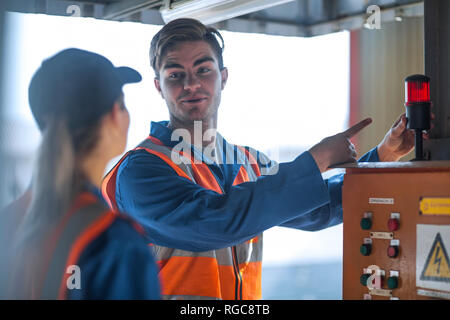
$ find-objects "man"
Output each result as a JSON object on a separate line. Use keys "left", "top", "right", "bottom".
{"left": 103, "top": 18, "right": 422, "bottom": 300}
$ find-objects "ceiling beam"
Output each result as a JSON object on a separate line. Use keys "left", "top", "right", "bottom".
{"left": 103, "top": 0, "right": 162, "bottom": 20}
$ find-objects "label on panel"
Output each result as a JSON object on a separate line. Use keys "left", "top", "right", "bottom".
{"left": 419, "top": 197, "right": 450, "bottom": 215}
{"left": 369, "top": 198, "right": 394, "bottom": 205}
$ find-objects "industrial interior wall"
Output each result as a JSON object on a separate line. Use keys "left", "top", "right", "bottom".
{"left": 0, "top": 6, "right": 7, "bottom": 208}
{"left": 351, "top": 17, "right": 424, "bottom": 161}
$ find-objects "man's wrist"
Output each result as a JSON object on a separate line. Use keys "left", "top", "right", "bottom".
{"left": 377, "top": 143, "right": 399, "bottom": 162}
{"left": 307, "top": 150, "right": 328, "bottom": 173}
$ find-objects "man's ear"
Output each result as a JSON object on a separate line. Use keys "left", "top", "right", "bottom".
{"left": 220, "top": 67, "right": 228, "bottom": 90}
{"left": 154, "top": 78, "right": 164, "bottom": 98}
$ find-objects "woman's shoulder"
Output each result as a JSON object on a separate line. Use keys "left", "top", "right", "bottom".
{"left": 67, "top": 203, "right": 160, "bottom": 299}
{"left": 98, "top": 211, "right": 148, "bottom": 245}
{"left": 76, "top": 191, "right": 150, "bottom": 252}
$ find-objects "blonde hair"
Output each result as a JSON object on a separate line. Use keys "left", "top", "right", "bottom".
{"left": 10, "top": 115, "right": 102, "bottom": 298}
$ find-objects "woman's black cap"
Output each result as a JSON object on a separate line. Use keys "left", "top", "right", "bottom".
{"left": 28, "top": 48, "right": 142, "bottom": 131}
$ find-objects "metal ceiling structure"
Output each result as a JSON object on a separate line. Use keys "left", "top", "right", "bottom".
{"left": 4, "top": 0, "right": 423, "bottom": 37}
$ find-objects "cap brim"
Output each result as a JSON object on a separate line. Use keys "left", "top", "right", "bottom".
{"left": 116, "top": 66, "right": 142, "bottom": 84}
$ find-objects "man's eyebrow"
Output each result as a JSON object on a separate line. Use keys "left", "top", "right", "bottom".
{"left": 193, "top": 56, "right": 215, "bottom": 66}
{"left": 162, "top": 56, "right": 215, "bottom": 70}
{"left": 162, "top": 62, "right": 184, "bottom": 70}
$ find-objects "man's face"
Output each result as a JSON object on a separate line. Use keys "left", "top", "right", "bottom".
{"left": 154, "top": 40, "right": 228, "bottom": 127}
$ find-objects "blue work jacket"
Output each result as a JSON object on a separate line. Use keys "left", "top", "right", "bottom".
{"left": 115, "top": 121, "right": 379, "bottom": 252}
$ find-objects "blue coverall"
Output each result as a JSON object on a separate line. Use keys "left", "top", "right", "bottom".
{"left": 114, "top": 121, "right": 379, "bottom": 252}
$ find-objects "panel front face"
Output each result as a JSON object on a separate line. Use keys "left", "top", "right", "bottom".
{"left": 343, "top": 170, "right": 450, "bottom": 300}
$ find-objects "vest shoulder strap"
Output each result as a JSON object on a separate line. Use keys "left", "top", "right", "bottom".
{"left": 41, "top": 201, "right": 116, "bottom": 299}
{"left": 136, "top": 137, "right": 196, "bottom": 182}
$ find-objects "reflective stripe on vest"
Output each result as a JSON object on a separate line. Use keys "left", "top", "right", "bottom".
{"left": 102, "top": 134, "right": 263, "bottom": 300}
{"left": 40, "top": 193, "right": 116, "bottom": 299}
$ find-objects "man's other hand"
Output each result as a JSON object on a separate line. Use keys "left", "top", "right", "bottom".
{"left": 377, "top": 113, "right": 433, "bottom": 162}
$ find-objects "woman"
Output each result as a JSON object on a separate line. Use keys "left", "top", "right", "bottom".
{"left": 8, "top": 48, "right": 160, "bottom": 299}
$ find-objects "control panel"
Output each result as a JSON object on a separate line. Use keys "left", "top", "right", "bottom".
{"left": 342, "top": 162, "right": 450, "bottom": 300}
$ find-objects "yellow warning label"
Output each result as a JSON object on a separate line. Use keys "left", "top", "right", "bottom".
{"left": 420, "top": 233, "right": 450, "bottom": 282}
{"left": 420, "top": 197, "right": 450, "bottom": 215}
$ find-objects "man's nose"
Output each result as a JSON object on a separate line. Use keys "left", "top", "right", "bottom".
{"left": 183, "top": 72, "right": 201, "bottom": 91}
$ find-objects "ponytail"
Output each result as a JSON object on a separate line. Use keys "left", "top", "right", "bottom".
{"left": 10, "top": 112, "right": 102, "bottom": 298}
{"left": 21, "top": 118, "right": 76, "bottom": 240}
{"left": 9, "top": 118, "right": 79, "bottom": 298}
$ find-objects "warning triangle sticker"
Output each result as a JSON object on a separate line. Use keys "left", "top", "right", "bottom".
{"left": 420, "top": 233, "right": 450, "bottom": 282}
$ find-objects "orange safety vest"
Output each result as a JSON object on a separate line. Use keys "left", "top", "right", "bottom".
{"left": 102, "top": 134, "right": 264, "bottom": 300}
{"left": 12, "top": 192, "right": 118, "bottom": 299}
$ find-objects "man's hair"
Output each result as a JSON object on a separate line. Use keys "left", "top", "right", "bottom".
{"left": 150, "top": 18, "right": 225, "bottom": 78}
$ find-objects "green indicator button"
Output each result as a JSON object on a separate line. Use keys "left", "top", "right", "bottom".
{"left": 387, "top": 277, "right": 398, "bottom": 289}
{"left": 360, "top": 274, "right": 370, "bottom": 286}
{"left": 360, "top": 217, "right": 372, "bottom": 230}
{"left": 360, "top": 244, "right": 372, "bottom": 256}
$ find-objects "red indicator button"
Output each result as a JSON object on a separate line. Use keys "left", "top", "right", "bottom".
{"left": 387, "top": 245, "right": 399, "bottom": 258}
{"left": 388, "top": 218, "right": 400, "bottom": 231}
